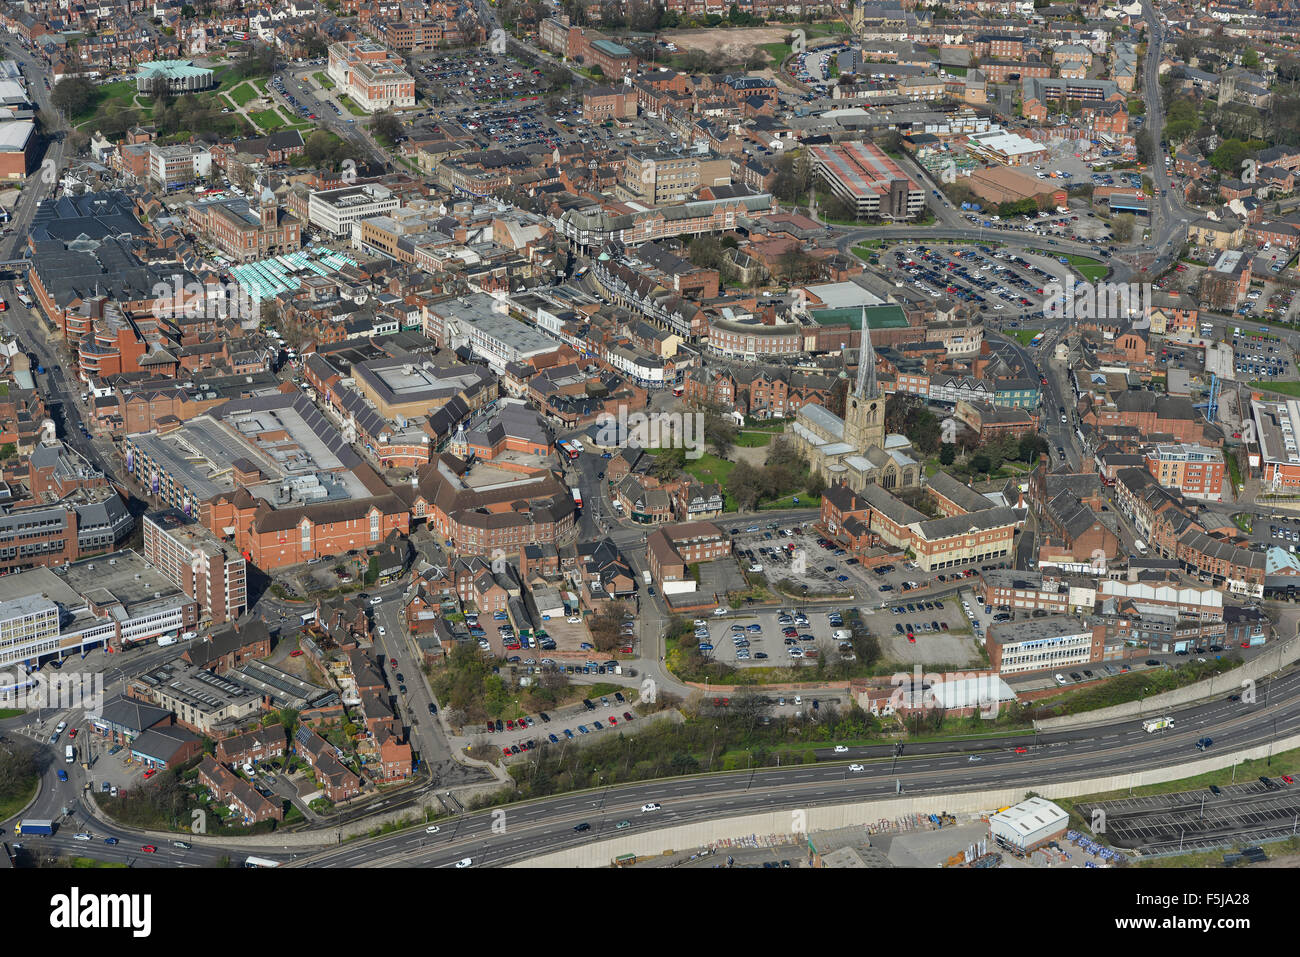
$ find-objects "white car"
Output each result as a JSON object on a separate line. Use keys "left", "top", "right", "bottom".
{"left": 1055, "top": 674, "right": 1067, "bottom": 685}
{"left": 74, "top": 832, "right": 93, "bottom": 841}
{"left": 694, "top": 619, "right": 708, "bottom": 626}
{"left": 425, "top": 825, "right": 440, "bottom": 834}
{"left": 369, "top": 596, "right": 383, "bottom": 605}
{"left": 641, "top": 802, "right": 661, "bottom": 812}
{"left": 55, "top": 721, "right": 67, "bottom": 734}
{"left": 377, "top": 626, "right": 386, "bottom": 637}
{"left": 848, "top": 764, "right": 865, "bottom": 773}
{"left": 567, "top": 616, "right": 582, "bottom": 623}
{"left": 833, "top": 745, "right": 848, "bottom": 753}
{"left": 455, "top": 857, "right": 472, "bottom": 868}
{"left": 712, "top": 607, "right": 728, "bottom": 616}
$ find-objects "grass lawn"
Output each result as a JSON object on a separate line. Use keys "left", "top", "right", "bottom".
{"left": 1063, "top": 254, "right": 1109, "bottom": 282}
{"left": 69, "top": 857, "right": 129, "bottom": 868}
{"left": 71, "top": 80, "right": 137, "bottom": 125}
{"left": 851, "top": 243, "right": 883, "bottom": 263}
{"left": 339, "top": 95, "right": 368, "bottom": 116}
{"left": 734, "top": 430, "right": 775, "bottom": 448}
{"left": 313, "top": 71, "right": 335, "bottom": 90}
{"left": 760, "top": 42, "right": 792, "bottom": 65}
{"left": 1226, "top": 454, "right": 1243, "bottom": 494}
{"left": 683, "top": 453, "right": 735, "bottom": 487}
{"left": 0, "top": 777, "right": 38, "bottom": 824}
{"left": 248, "top": 108, "right": 287, "bottom": 132}
{"left": 1032, "top": 656, "right": 1243, "bottom": 717}
{"left": 800, "top": 21, "right": 849, "bottom": 37}
{"left": 1252, "top": 380, "right": 1300, "bottom": 398}
{"left": 228, "top": 82, "right": 258, "bottom": 107}
{"left": 1008, "top": 328, "right": 1043, "bottom": 346}
{"left": 760, "top": 491, "right": 821, "bottom": 510}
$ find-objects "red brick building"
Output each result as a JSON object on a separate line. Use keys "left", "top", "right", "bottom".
{"left": 203, "top": 487, "right": 411, "bottom": 572}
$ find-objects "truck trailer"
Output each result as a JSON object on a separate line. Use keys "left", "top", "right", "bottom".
{"left": 14, "top": 819, "right": 55, "bottom": 836}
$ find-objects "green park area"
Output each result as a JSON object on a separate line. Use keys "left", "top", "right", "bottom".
{"left": 248, "top": 108, "right": 289, "bottom": 132}
{"left": 1252, "top": 380, "right": 1300, "bottom": 399}
{"left": 228, "top": 81, "right": 259, "bottom": 107}
{"left": 1066, "top": 254, "right": 1109, "bottom": 282}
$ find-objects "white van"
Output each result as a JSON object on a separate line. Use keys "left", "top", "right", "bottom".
{"left": 157, "top": 634, "right": 177, "bottom": 647}
{"left": 832, "top": 629, "right": 852, "bottom": 641}
{"left": 65, "top": 744, "right": 75, "bottom": 764}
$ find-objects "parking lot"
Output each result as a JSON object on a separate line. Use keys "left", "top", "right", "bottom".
{"left": 465, "top": 609, "right": 608, "bottom": 663}
{"left": 888, "top": 243, "right": 1088, "bottom": 319}
{"left": 865, "top": 596, "right": 980, "bottom": 665}
{"left": 729, "top": 525, "right": 862, "bottom": 598}
{"left": 472, "top": 692, "right": 652, "bottom": 759}
{"left": 410, "top": 49, "right": 552, "bottom": 110}
{"left": 1231, "top": 328, "right": 1292, "bottom": 381}
{"left": 693, "top": 607, "right": 853, "bottom": 669}
{"left": 271, "top": 69, "right": 334, "bottom": 122}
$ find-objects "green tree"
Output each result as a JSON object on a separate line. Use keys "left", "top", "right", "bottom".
{"left": 939, "top": 443, "right": 956, "bottom": 466}
{"left": 651, "top": 446, "right": 686, "bottom": 478}
{"left": 50, "top": 76, "right": 96, "bottom": 118}
{"left": 1112, "top": 213, "right": 1136, "bottom": 242}
{"left": 369, "top": 109, "right": 403, "bottom": 144}
{"left": 704, "top": 414, "right": 737, "bottom": 458}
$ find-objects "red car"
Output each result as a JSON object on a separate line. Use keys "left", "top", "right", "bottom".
{"left": 143, "top": 768, "right": 157, "bottom": 780}
{"left": 67, "top": 728, "right": 78, "bottom": 738}
{"left": 142, "top": 845, "right": 157, "bottom": 853}
{"left": 1014, "top": 747, "right": 1028, "bottom": 754}
{"left": 623, "top": 712, "right": 634, "bottom": 721}
{"left": 908, "top": 635, "right": 916, "bottom": 643}
{"left": 290, "top": 650, "right": 304, "bottom": 657}
{"left": 506, "top": 719, "right": 515, "bottom": 730}
{"left": 502, "top": 747, "right": 511, "bottom": 757}
{"left": 391, "top": 658, "right": 399, "bottom": 667}
{"left": 608, "top": 717, "right": 617, "bottom": 726}
{"left": 1284, "top": 775, "right": 1295, "bottom": 785}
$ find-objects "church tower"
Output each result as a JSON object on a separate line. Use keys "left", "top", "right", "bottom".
{"left": 843, "top": 307, "right": 885, "bottom": 451}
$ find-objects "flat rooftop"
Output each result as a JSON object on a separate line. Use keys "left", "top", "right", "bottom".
{"left": 59, "top": 550, "right": 183, "bottom": 612}
{"left": 357, "top": 355, "right": 491, "bottom": 402}
{"left": 0, "top": 566, "right": 82, "bottom": 607}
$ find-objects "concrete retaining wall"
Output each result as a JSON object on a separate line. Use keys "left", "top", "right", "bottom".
{"left": 1036, "top": 633, "right": 1299, "bottom": 732}
{"left": 510, "top": 732, "right": 1300, "bottom": 867}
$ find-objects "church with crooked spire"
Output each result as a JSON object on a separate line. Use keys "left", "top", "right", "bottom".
{"left": 789, "top": 309, "right": 922, "bottom": 492}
